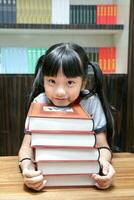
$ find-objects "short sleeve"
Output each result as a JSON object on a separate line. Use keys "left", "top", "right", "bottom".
{"left": 80, "top": 94, "right": 107, "bottom": 133}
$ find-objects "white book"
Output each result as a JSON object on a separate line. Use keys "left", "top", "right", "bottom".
{"left": 31, "top": 132, "right": 96, "bottom": 148}
{"left": 29, "top": 117, "right": 94, "bottom": 132}
{"left": 52, "top": 0, "right": 69, "bottom": 24}
{"left": 44, "top": 174, "right": 96, "bottom": 187}
{"left": 35, "top": 147, "right": 99, "bottom": 162}
{"left": 37, "top": 160, "right": 100, "bottom": 175}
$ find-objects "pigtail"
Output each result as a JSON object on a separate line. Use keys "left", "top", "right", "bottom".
{"left": 88, "top": 62, "right": 115, "bottom": 148}
{"left": 27, "top": 63, "right": 44, "bottom": 110}
{"left": 34, "top": 55, "right": 45, "bottom": 78}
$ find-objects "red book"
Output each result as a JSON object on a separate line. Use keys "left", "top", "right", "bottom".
{"left": 110, "top": 4, "right": 117, "bottom": 24}
{"left": 99, "top": 48, "right": 103, "bottom": 71}
{"left": 103, "top": 5, "right": 107, "bottom": 24}
{"left": 96, "top": 5, "right": 100, "bottom": 24}
{"left": 111, "top": 47, "right": 116, "bottom": 72}
{"left": 27, "top": 103, "right": 94, "bottom": 132}
{"left": 107, "top": 47, "right": 111, "bottom": 72}
{"left": 113, "top": 4, "right": 117, "bottom": 24}
{"left": 103, "top": 48, "right": 107, "bottom": 72}
{"left": 100, "top": 5, "right": 103, "bottom": 24}
{"left": 106, "top": 4, "right": 111, "bottom": 24}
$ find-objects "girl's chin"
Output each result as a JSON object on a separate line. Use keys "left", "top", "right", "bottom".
{"left": 52, "top": 100, "right": 70, "bottom": 107}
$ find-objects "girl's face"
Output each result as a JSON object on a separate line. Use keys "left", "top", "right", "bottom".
{"left": 44, "top": 68, "right": 85, "bottom": 107}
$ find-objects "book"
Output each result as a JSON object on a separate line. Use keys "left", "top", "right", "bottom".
{"left": 27, "top": 103, "right": 94, "bottom": 132}
{"left": 31, "top": 131, "right": 96, "bottom": 148}
{"left": 34, "top": 147, "right": 99, "bottom": 162}
{"left": 29, "top": 102, "right": 99, "bottom": 187}
{"left": 0, "top": 0, "right": 2, "bottom": 24}
{"left": 43, "top": 174, "right": 96, "bottom": 187}
{"left": 37, "top": 160, "right": 100, "bottom": 175}
{"left": 52, "top": 0, "right": 69, "bottom": 24}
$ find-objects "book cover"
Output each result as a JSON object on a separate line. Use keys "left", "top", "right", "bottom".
{"left": 28, "top": 102, "right": 91, "bottom": 119}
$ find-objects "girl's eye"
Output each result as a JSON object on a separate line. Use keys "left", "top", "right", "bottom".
{"left": 67, "top": 80, "right": 75, "bottom": 86}
{"left": 48, "top": 79, "right": 56, "bottom": 85}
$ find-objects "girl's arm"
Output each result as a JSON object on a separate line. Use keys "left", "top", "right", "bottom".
{"left": 92, "top": 131, "right": 115, "bottom": 189}
{"left": 96, "top": 132, "right": 112, "bottom": 162}
{"left": 18, "top": 134, "right": 47, "bottom": 191}
{"left": 18, "top": 134, "right": 35, "bottom": 171}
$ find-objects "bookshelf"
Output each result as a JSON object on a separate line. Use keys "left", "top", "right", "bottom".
{"left": 0, "top": 0, "right": 131, "bottom": 155}
{"left": 0, "top": 0, "right": 130, "bottom": 74}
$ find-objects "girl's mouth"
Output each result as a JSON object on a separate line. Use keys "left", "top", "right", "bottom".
{"left": 54, "top": 98, "right": 67, "bottom": 101}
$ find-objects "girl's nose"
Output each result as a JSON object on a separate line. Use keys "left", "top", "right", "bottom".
{"left": 55, "top": 86, "right": 66, "bottom": 97}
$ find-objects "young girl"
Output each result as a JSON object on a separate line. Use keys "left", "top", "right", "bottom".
{"left": 19, "top": 43, "right": 115, "bottom": 191}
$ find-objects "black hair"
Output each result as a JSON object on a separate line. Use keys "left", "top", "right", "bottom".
{"left": 42, "top": 43, "right": 88, "bottom": 78}
{"left": 28, "top": 43, "right": 89, "bottom": 106}
{"left": 87, "top": 62, "right": 115, "bottom": 148}
{"left": 28, "top": 43, "right": 114, "bottom": 148}
{"left": 34, "top": 54, "right": 44, "bottom": 78}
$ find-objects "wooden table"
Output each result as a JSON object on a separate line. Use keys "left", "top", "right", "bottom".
{"left": 0, "top": 153, "right": 134, "bottom": 200}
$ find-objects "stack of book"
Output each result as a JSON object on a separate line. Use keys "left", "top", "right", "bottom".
{"left": 27, "top": 103, "right": 100, "bottom": 187}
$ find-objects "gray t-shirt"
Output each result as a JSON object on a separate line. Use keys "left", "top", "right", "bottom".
{"left": 25, "top": 92, "right": 106, "bottom": 133}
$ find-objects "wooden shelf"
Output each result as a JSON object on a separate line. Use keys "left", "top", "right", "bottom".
{"left": 0, "top": 24, "right": 124, "bottom": 35}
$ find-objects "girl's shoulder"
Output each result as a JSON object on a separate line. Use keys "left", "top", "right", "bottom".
{"left": 33, "top": 92, "right": 50, "bottom": 103}
{"left": 80, "top": 92, "right": 100, "bottom": 105}
{"left": 80, "top": 92, "right": 102, "bottom": 113}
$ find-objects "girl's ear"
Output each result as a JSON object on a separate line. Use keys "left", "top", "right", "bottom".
{"left": 81, "top": 79, "right": 87, "bottom": 91}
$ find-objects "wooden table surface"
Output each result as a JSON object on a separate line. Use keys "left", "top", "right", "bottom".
{"left": 0, "top": 153, "right": 134, "bottom": 200}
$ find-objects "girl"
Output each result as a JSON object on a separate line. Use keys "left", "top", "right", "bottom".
{"left": 19, "top": 43, "right": 115, "bottom": 191}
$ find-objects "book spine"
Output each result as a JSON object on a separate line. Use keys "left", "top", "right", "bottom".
{"left": 11, "top": 0, "right": 16, "bottom": 24}
{"left": 98, "top": 47, "right": 103, "bottom": 71}
{"left": 3, "top": 0, "right": 8, "bottom": 23}
{"left": 111, "top": 47, "right": 116, "bottom": 72}
{"left": 113, "top": 4, "right": 117, "bottom": 24}
{"left": 96, "top": 5, "right": 100, "bottom": 24}
{"left": 0, "top": 0, "right": 3, "bottom": 23}
{"left": 107, "top": 4, "right": 110, "bottom": 24}
{"left": 0, "top": 48, "right": 2, "bottom": 73}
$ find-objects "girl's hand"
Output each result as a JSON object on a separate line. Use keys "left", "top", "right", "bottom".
{"left": 91, "top": 160, "right": 116, "bottom": 189}
{"left": 22, "top": 168, "right": 47, "bottom": 191}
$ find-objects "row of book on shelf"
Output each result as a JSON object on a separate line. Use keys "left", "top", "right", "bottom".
{"left": 0, "top": 47, "right": 116, "bottom": 74}
{"left": 0, "top": 0, "right": 118, "bottom": 25}
{"left": 27, "top": 102, "right": 100, "bottom": 187}
{"left": 0, "top": 47, "right": 48, "bottom": 74}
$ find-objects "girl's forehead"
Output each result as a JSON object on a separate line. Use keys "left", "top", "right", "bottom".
{"left": 56, "top": 67, "right": 64, "bottom": 76}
